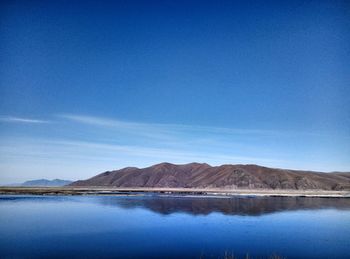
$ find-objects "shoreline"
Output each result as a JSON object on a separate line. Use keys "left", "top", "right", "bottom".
{"left": 0, "top": 186, "right": 349, "bottom": 198}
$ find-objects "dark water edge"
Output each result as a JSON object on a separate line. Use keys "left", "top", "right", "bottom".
{"left": 1, "top": 195, "right": 350, "bottom": 258}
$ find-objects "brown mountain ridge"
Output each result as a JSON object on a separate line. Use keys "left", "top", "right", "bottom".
{"left": 70, "top": 162, "right": 350, "bottom": 190}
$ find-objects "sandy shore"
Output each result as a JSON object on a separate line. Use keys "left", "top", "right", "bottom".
{"left": 0, "top": 186, "right": 349, "bottom": 197}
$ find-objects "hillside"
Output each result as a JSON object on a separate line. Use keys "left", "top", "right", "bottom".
{"left": 70, "top": 162, "right": 350, "bottom": 190}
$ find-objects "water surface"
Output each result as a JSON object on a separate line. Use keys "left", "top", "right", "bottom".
{"left": 0, "top": 195, "right": 349, "bottom": 258}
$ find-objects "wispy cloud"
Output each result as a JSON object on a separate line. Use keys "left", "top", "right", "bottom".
{"left": 49, "top": 139, "right": 280, "bottom": 163}
{"left": 58, "top": 114, "right": 141, "bottom": 129}
{"left": 58, "top": 113, "right": 283, "bottom": 137}
{"left": 57, "top": 114, "right": 186, "bottom": 141}
{"left": 0, "top": 137, "right": 284, "bottom": 168}
{"left": 57, "top": 113, "right": 342, "bottom": 146}
{"left": 0, "top": 116, "right": 50, "bottom": 124}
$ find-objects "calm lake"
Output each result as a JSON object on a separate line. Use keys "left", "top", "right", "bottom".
{"left": 0, "top": 195, "right": 350, "bottom": 259}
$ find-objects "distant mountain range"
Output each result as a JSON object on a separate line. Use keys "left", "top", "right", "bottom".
{"left": 20, "top": 179, "right": 73, "bottom": 187}
{"left": 70, "top": 162, "right": 350, "bottom": 190}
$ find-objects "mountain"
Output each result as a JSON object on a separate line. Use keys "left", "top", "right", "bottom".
{"left": 21, "top": 179, "right": 73, "bottom": 187}
{"left": 70, "top": 162, "right": 350, "bottom": 190}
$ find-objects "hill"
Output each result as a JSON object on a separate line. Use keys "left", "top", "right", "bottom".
{"left": 70, "top": 162, "right": 350, "bottom": 190}
{"left": 21, "top": 179, "right": 72, "bottom": 187}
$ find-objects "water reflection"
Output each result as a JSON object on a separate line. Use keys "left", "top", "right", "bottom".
{"left": 94, "top": 195, "right": 350, "bottom": 216}
{"left": 1, "top": 195, "right": 350, "bottom": 258}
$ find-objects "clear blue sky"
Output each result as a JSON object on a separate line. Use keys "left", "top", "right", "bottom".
{"left": 0, "top": 0, "right": 349, "bottom": 183}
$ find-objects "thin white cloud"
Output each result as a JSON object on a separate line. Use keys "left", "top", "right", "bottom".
{"left": 57, "top": 113, "right": 345, "bottom": 147}
{"left": 57, "top": 113, "right": 174, "bottom": 140}
{"left": 0, "top": 137, "right": 284, "bottom": 168}
{"left": 58, "top": 113, "right": 285, "bottom": 137}
{"left": 58, "top": 114, "right": 140, "bottom": 128}
{"left": 0, "top": 116, "right": 50, "bottom": 124}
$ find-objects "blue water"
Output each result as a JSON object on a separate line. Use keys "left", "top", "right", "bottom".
{"left": 0, "top": 195, "right": 350, "bottom": 259}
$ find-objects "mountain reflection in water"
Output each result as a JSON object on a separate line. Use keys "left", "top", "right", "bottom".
{"left": 93, "top": 195, "right": 350, "bottom": 216}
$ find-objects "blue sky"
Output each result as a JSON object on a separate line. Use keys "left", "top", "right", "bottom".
{"left": 0, "top": 0, "right": 349, "bottom": 183}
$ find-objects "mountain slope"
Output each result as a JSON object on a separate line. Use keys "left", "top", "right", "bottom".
{"left": 70, "top": 163, "right": 350, "bottom": 190}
